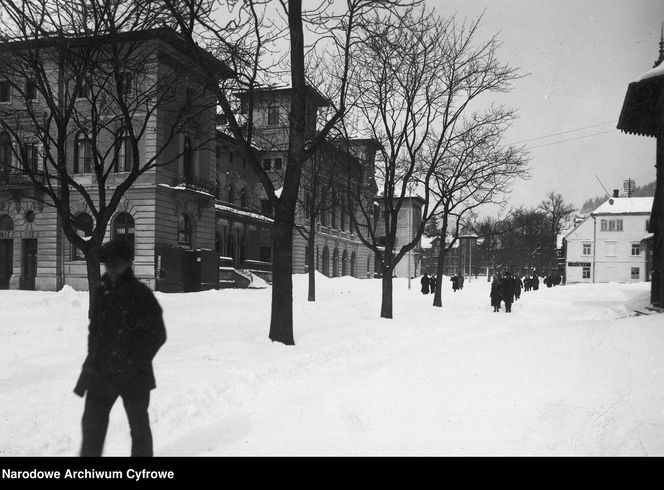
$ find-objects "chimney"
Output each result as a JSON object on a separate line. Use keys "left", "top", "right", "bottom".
{"left": 613, "top": 189, "right": 619, "bottom": 198}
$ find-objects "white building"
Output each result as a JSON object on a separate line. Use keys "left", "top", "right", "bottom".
{"left": 565, "top": 196, "right": 653, "bottom": 283}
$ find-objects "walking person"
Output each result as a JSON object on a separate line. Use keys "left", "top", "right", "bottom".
{"left": 429, "top": 274, "right": 437, "bottom": 295}
{"left": 420, "top": 273, "right": 430, "bottom": 295}
{"left": 451, "top": 273, "right": 459, "bottom": 292}
{"left": 513, "top": 274, "right": 523, "bottom": 301}
{"left": 500, "top": 271, "right": 516, "bottom": 313}
{"left": 74, "top": 239, "right": 167, "bottom": 457}
{"left": 490, "top": 275, "right": 502, "bottom": 312}
{"left": 458, "top": 273, "right": 465, "bottom": 290}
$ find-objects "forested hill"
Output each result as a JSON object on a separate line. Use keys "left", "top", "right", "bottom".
{"left": 580, "top": 180, "right": 656, "bottom": 213}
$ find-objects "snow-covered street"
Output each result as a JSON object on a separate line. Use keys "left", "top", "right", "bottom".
{"left": 1, "top": 274, "right": 663, "bottom": 456}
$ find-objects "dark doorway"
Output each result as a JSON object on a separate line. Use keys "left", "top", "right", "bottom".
{"left": 0, "top": 239, "right": 13, "bottom": 289}
{"left": 21, "top": 238, "right": 38, "bottom": 290}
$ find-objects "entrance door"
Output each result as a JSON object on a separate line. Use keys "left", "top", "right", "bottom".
{"left": 0, "top": 239, "right": 13, "bottom": 289}
{"left": 21, "top": 239, "right": 38, "bottom": 290}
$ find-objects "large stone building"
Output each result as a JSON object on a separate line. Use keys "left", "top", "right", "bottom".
{"left": 1, "top": 29, "right": 409, "bottom": 292}
{"left": 0, "top": 28, "right": 230, "bottom": 292}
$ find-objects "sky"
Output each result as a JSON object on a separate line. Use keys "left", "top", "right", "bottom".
{"left": 1, "top": 273, "right": 662, "bottom": 456}
{"left": 426, "top": 0, "right": 664, "bottom": 211}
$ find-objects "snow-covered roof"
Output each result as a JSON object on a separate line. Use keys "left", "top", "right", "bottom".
{"left": 215, "top": 203, "right": 273, "bottom": 223}
{"left": 637, "top": 62, "right": 664, "bottom": 82}
{"left": 592, "top": 197, "right": 653, "bottom": 215}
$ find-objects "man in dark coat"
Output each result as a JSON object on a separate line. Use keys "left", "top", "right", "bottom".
{"left": 513, "top": 275, "right": 523, "bottom": 301}
{"left": 500, "top": 271, "right": 516, "bottom": 312}
{"left": 490, "top": 276, "right": 502, "bottom": 312}
{"left": 420, "top": 273, "right": 430, "bottom": 294}
{"left": 532, "top": 275, "right": 540, "bottom": 291}
{"left": 75, "top": 239, "right": 167, "bottom": 457}
{"left": 429, "top": 274, "right": 437, "bottom": 294}
{"left": 451, "top": 274, "right": 459, "bottom": 292}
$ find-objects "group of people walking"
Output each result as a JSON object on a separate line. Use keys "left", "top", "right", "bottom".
{"left": 420, "top": 272, "right": 467, "bottom": 295}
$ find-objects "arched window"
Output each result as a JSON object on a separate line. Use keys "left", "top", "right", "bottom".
{"left": 322, "top": 246, "right": 329, "bottom": 277}
{"left": 240, "top": 188, "right": 247, "bottom": 208}
{"left": 342, "top": 249, "right": 348, "bottom": 276}
{"left": 350, "top": 251, "right": 356, "bottom": 277}
{"left": 0, "top": 132, "right": 11, "bottom": 182}
{"left": 183, "top": 137, "right": 193, "bottom": 180}
{"left": 228, "top": 186, "right": 235, "bottom": 204}
{"left": 178, "top": 213, "right": 192, "bottom": 248}
{"left": 74, "top": 131, "right": 91, "bottom": 173}
{"left": 72, "top": 212, "right": 93, "bottom": 260}
{"left": 115, "top": 128, "right": 133, "bottom": 172}
{"left": 332, "top": 248, "right": 339, "bottom": 277}
{"left": 267, "top": 101, "right": 280, "bottom": 126}
{"left": 112, "top": 212, "right": 135, "bottom": 257}
{"left": 0, "top": 214, "right": 13, "bottom": 231}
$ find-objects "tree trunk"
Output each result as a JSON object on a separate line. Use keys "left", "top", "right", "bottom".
{"left": 307, "top": 226, "right": 316, "bottom": 301}
{"left": 432, "top": 247, "right": 447, "bottom": 307}
{"left": 269, "top": 216, "right": 295, "bottom": 345}
{"left": 379, "top": 250, "right": 394, "bottom": 318}
{"left": 380, "top": 271, "right": 394, "bottom": 319}
{"left": 85, "top": 252, "right": 102, "bottom": 320}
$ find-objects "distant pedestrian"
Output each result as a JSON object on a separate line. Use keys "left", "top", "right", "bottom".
{"left": 490, "top": 276, "right": 502, "bottom": 312}
{"left": 420, "top": 273, "right": 430, "bottom": 294}
{"left": 429, "top": 275, "right": 437, "bottom": 294}
{"left": 458, "top": 274, "right": 465, "bottom": 290}
{"left": 500, "top": 271, "right": 515, "bottom": 313}
{"left": 74, "top": 239, "right": 167, "bottom": 457}
{"left": 451, "top": 274, "right": 459, "bottom": 292}
{"left": 513, "top": 275, "right": 523, "bottom": 301}
{"left": 532, "top": 275, "right": 540, "bottom": 291}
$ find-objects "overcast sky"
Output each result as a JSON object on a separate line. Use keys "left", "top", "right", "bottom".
{"left": 427, "top": 0, "right": 663, "bottom": 211}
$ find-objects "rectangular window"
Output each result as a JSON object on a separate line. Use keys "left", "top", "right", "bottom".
{"left": 25, "top": 78, "right": 37, "bottom": 100}
{"left": 22, "top": 143, "right": 39, "bottom": 172}
{"left": 77, "top": 77, "right": 90, "bottom": 99}
{"left": 262, "top": 158, "right": 271, "bottom": 171}
{"left": 582, "top": 266, "right": 590, "bottom": 279}
{"left": 273, "top": 158, "right": 282, "bottom": 170}
{"left": 631, "top": 243, "right": 641, "bottom": 256}
{"left": 582, "top": 243, "right": 591, "bottom": 255}
{"left": 260, "top": 199, "right": 273, "bottom": 217}
{"left": 616, "top": 219, "right": 623, "bottom": 232}
{"left": 0, "top": 81, "right": 11, "bottom": 102}
{"left": 118, "top": 72, "right": 133, "bottom": 98}
{"left": 631, "top": 267, "right": 640, "bottom": 280}
{"left": 600, "top": 219, "right": 607, "bottom": 231}
{"left": 259, "top": 246, "right": 272, "bottom": 263}
{"left": 608, "top": 220, "right": 616, "bottom": 231}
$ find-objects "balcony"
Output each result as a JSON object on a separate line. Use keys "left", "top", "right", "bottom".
{"left": 0, "top": 171, "right": 46, "bottom": 188}
{"left": 173, "top": 174, "right": 217, "bottom": 196}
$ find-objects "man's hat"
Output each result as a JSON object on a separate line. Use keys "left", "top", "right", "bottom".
{"left": 99, "top": 239, "right": 134, "bottom": 263}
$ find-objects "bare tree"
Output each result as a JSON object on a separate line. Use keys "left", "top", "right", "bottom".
{"left": 347, "top": 8, "right": 522, "bottom": 318}
{"left": 0, "top": 0, "right": 220, "bottom": 314}
{"left": 538, "top": 191, "right": 576, "bottom": 270}
{"left": 428, "top": 112, "right": 528, "bottom": 306}
{"left": 162, "top": 0, "right": 411, "bottom": 344}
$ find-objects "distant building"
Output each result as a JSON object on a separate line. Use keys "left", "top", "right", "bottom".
{"left": 565, "top": 196, "right": 653, "bottom": 283}
{"left": 373, "top": 196, "right": 424, "bottom": 278}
